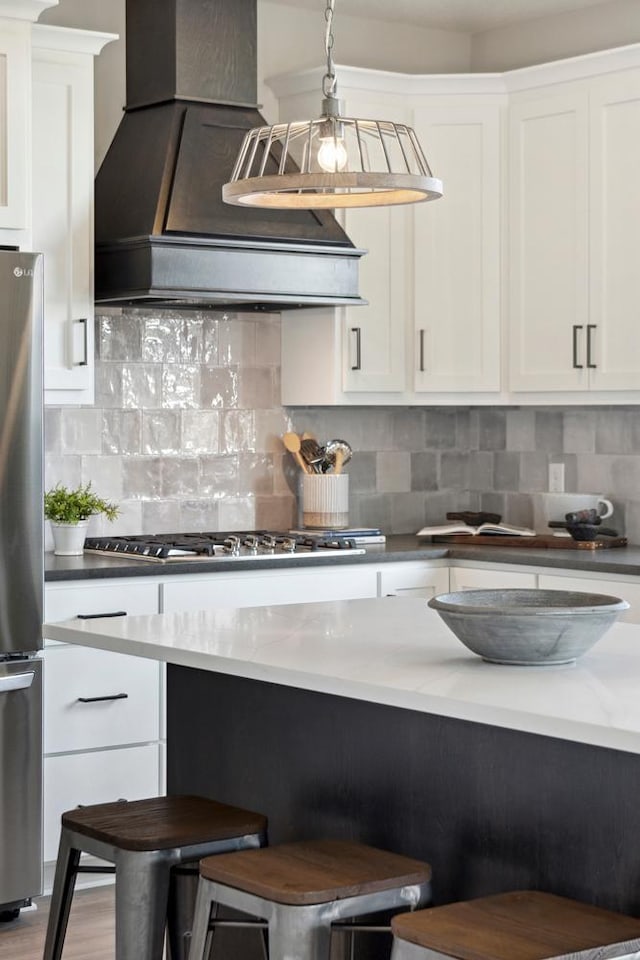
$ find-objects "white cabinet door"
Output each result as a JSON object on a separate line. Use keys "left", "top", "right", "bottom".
{"left": 44, "top": 744, "right": 159, "bottom": 864}
{"left": 589, "top": 68, "right": 640, "bottom": 391}
{"left": 340, "top": 204, "right": 407, "bottom": 393}
{"left": 538, "top": 574, "right": 640, "bottom": 624}
{"left": 378, "top": 562, "right": 449, "bottom": 599}
{"left": 509, "top": 87, "right": 590, "bottom": 392}
{"left": 449, "top": 565, "right": 536, "bottom": 591}
{"left": 162, "top": 565, "right": 378, "bottom": 612}
{"left": 0, "top": 19, "right": 30, "bottom": 233}
{"left": 32, "top": 28, "right": 114, "bottom": 404}
{"left": 413, "top": 102, "right": 501, "bottom": 393}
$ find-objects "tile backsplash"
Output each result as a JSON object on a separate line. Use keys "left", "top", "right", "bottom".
{"left": 45, "top": 307, "right": 640, "bottom": 545}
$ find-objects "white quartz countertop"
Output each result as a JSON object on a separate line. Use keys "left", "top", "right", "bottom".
{"left": 43, "top": 597, "right": 640, "bottom": 755}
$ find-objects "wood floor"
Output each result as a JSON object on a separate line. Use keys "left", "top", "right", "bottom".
{"left": 0, "top": 887, "right": 114, "bottom": 960}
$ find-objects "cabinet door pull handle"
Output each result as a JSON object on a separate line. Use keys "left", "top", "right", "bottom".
{"left": 350, "top": 327, "right": 361, "bottom": 370}
{"left": 77, "top": 611, "right": 127, "bottom": 620}
{"left": 587, "top": 324, "right": 597, "bottom": 368}
{"left": 78, "top": 692, "right": 128, "bottom": 704}
{"left": 75, "top": 318, "right": 88, "bottom": 367}
{"left": 572, "top": 325, "right": 583, "bottom": 368}
{"left": 419, "top": 329, "right": 426, "bottom": 372}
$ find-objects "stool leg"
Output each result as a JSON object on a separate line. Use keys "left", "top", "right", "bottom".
{"left": 166, "top": 867, "right": 199, "bottom": 960}
{"left": 114, "top": 850, "right": 174, "bottom": 960}
{"left": 188, "top": 877, "right": 217, "bottom": 960}
{"left": 43, "top": 828, "right": 81, "bottom": 960}
{"left": 269, "top": 904, "right": 332, "bottom": 960}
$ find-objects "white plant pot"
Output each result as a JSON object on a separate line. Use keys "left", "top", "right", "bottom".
{"left": 50, "top": 520, "right": 89, "bottom": 556}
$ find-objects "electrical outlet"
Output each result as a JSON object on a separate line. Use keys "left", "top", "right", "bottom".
{"left": 548, "top": 463, "right": 565, "bottom": 493}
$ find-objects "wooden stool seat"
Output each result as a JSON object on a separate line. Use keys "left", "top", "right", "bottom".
{"left": 199, "top": 838, "right": 432, "bottom": 906}
{"left": 391, "top": 891, "right": 640, "bottom": 960}
{"left": 61, "top": 794, "right": 267, "bottom": 851}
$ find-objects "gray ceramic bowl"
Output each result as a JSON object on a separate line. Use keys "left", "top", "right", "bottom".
{"left": 428, "top": 589, "right": 629, "bottom": 665}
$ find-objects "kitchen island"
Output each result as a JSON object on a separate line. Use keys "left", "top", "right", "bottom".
{"left": 44, "top": 597, "right": 640, "bottom": 957}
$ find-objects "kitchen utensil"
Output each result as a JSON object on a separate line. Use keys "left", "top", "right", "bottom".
{"left": 428, "top": 588, "right": 628, "bottom": 665}
{"left": 565, "top": 508, "right": 602, "bottom": 525}
{"left": 282, "top": 432, "right": 312, "bottom": 474}
{"left": 324, "top": 439, "right": 352, "bottom": 474}
{"left": 301, "top": 474, "right": 349, "bottom": 529}
{"left": 300, "top": 438, "right": 325, "bottom": 473}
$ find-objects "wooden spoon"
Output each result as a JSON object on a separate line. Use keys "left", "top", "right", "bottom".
{"left": 282, "top": 432, "right": 311, "bottom": 474}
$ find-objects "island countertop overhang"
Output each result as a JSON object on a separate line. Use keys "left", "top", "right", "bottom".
{"left": 43, "top": 596, "right": 640, "bottom": 756}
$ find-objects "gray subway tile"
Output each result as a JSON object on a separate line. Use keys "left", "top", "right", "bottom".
{"left": 179, "top": 499, "right": 219, "bottom": 532}
{"left": 122, "top": 458, "right": 162, "bottom": 498}
{"left": 141, "top": 499, "right": 182, "bottom": 533}
{"left": 518, "top": 452, "right": 549, "bottom": 493}
{"left": 161, "top": 458, "right": 200, "bottom": 497}
{"left": 103, "top": 410, "right": 142, "bottom": 455}
{"left": 376, "top": 451, "right": 411, "bottom": 493}
{"left": 348, "top": 452, "right": 377, "bottom": 494}
{"left": 390, "top": 492, "right": 428, "bottom": 535}
{"left": 61, "top": 409, "right": 103, "bottom": 455}
{"left": 440, "top": 451, "right": 470, "bottom": 490}
{"left": 506, "top": 409, "right": 535, "bottom": 451}
{"left": 238, "top": 368, "right": 277, "bottom": 409}
{"left": 121, "top": 365, "right": 161, "bottom": 409}
{"left": 493, "top": 451, "right": 520, "bottom": 491}
{"left": 392, "top": 409, "right": 427, "bottom": 451}
{"left": 97, "top": 314, "right": 142, "bottom": 362}
{"left": 200, "top": 367, "right": 239, "bottom": 408}
{"left": 181, "top": 410, "right": 220, "bottom": 455}
{"left": 217, "top": 496, "right": 256, "bottom": 530}
{"left": 255, "top": 495, "right": 296, "bottom": 531}
{"left": 534, "top": 410, "right": 564, "bottom": 453}
{"left": 477, "top": 409, "right": 506, "bottom": 450}
{"left": 162, "top": 365, "right": 200, "bottom": 409}
{"left": 200, "top": 456, "right": 239, "bottom": 498}
{"left": 221, "top": 410, "right": 256, "bottom": 454}
{"left": 467, "top": 451, "right": 494, "bottom": 492}
{"left": 564, "top": 411, "right": 595, "bottom": 454}
{"left": 44, "top": 408, "right": 62, "bottom": 454}
{"left": 411, "top": 451, "right": 438, "bottom": 492}
{"left": 424, "top": 410, "right": 456, "bottom": 449}
{"left": 237, "top": 454, "right": 275, "bottom": 497}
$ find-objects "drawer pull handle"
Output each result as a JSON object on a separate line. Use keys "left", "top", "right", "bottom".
{"left": 77, "top": 611, "right": 127, "bottom": 620}
{"left": 572, "top": 324, "right": 583, "bottom": 369}
{"left": 78, "top": 693, "right": 128, "bottom": 704}
{"left": 75, "top": 318, "right": 88, "bottom": 367}
{"left": 587, "top": 323, "right": 597, "bottom": 368}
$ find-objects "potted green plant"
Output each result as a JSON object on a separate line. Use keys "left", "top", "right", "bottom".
{"left": 44, "top": 483, "right": 119, "bottom": 556}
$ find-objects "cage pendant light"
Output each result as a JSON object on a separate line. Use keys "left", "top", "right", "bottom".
{"left": 222, "top": 0, "right": 443, "bottom": 210}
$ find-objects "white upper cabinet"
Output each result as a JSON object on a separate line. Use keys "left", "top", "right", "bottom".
{"left": 275, "top": 47, "right": 640, "bottom": 406}
{"left": 274, "top": 68, "right": 503, "bottom": 405}
{"left": 508, "top": 85, "right": 590, "bottom": 392}
{"left": 588, "top": 68, "right": 640, "bottom": 391}
{"left": 31, "top": 25, "right": 116, "bottom": 405}
{"left": 509, "top": 55, "right": 640, "bottom": 395}
{"left": 412, "top": 97, "right": 502, "bottom": 393}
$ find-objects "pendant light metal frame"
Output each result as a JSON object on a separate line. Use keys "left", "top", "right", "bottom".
{"left": 222, "top": 0, "right": 443, "bottom": 210}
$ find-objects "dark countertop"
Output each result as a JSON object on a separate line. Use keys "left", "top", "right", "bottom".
{"left": 44, "top": 535, "right": 640, "bottom": 582}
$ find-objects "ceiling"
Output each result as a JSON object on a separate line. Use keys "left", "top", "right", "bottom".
{"left": 273, "top": 0, "right": 618, "bottom": 33}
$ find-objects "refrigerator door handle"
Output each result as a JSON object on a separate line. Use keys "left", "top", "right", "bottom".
{"left": 0, "top": 671, "right": 35, "bottom": 693}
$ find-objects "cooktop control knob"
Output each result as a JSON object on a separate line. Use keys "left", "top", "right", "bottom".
{"left": 223, "top": 535, "right": 241, "bottom": 555}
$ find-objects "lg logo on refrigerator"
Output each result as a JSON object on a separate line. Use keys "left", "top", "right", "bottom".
{"left": 13, "top": 267, "right": 33, "bottom": 278}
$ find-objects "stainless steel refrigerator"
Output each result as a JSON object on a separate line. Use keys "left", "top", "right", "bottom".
{"left": 0, "top": 250, "right": 43, "bottom": 920}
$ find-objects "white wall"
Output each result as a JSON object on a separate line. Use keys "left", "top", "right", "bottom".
{"left": 471, "top": 0, "right": 640, "bottom": 71}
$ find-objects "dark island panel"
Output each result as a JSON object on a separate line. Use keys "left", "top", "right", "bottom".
{"left": 167, "top": 666, "right": 640, "bottom": 958}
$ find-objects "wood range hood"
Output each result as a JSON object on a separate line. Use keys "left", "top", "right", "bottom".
{"left": 94, "top": 0, "right": 364, "bottom": 310}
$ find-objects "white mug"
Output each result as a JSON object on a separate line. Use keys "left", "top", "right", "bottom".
{"left": 532, "top": 493, "right": 613, "bottom": 534}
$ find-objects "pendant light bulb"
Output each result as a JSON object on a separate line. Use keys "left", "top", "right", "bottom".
{"left": 317, "top": 136, "right": 348, "bottom": 172}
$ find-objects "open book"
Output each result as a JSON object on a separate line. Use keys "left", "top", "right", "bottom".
{"left": 417, "top": 521, "right": 536, "bottom": 538}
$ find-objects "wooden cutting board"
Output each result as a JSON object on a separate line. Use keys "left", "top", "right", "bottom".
{"left": 431, "top": 534, "right": 628, "bottom": 549}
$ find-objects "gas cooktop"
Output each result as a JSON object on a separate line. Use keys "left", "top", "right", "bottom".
{"left": 83, "top": 531, "right": 366, "bottom": 563}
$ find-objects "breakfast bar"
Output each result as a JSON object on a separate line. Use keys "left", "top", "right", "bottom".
{"left": 44, "top": 597, "right": 640, "bottom": 957}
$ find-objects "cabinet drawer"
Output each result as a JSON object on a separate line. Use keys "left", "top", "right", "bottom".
{"left": 538, "top": 574, "right": 640, "bottom": 624}
{"left": 162, "top": 566, "right": 377, "bottom": 612}
{"left": 45, "top": 645, "right": 160, "bottom": 754}
{"left": 44, "top": 581, "right": 159, "bottom": 627}
{"left": 378, "top": 562, "right": 449, "bottom": 599}
{"left": 43, "top": 744, "right": 160, "bottom": 863}
{"left": 449, "top": 566, "right": 537, "bottom": 591}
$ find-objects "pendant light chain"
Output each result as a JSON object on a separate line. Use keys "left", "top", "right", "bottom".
{"left": 323, "top": 0, "right": 337, "bottom": 98}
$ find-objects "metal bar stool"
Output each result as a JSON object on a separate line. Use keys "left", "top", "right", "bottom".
{"left": 43, "top": 795, "right": 267, "bottom": 960}
{"left": 189, "top": 838, "right": 432, "bottom": 960}
{"left": 390, "top": 890, "right": 640, "bottom": 960}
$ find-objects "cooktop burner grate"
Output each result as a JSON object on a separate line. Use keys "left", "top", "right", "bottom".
{"left": 83, "top": 531, "right": 366, "bottom": 563}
